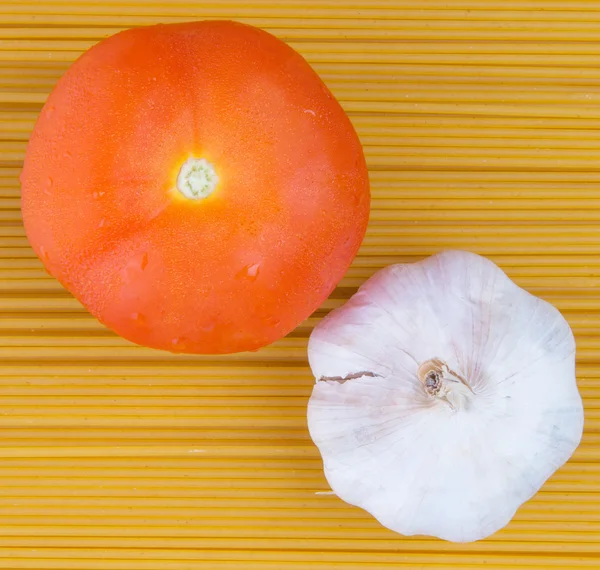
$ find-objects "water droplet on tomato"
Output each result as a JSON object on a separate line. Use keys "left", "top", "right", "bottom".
{"left": 122, "top": 253, "right": 148, "bottom": 283}
{"left": 131, "top": 312, "right": 146, "bottom": 325}
{"left": 170, "top": 337, "right": 189, "bottom": 352}
{"left": 247, "top": 263, "right": 260, "bottom": 278}
{"left": 236, "top": 263, "right": 260, "bottom": 281}
{"left": 63, "top": 152, "right": 72, "bottom": 160}
{"left": 171, "top": 337, "right": 187, "bottom": 350}
{"left": 92, "top": 192, "right": 98, "bottom": 199}
{"left": 43, "top": 177, "right": 53, "bottom": 196}
{"left": 39, "top": 246, "right": 50, "bottom": 261}
{"left": 98, "top": 218, "right": 105, "bottom": 228}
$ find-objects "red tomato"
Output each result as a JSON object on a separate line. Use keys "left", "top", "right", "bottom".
{"left": 20, "top": 21, "right": 370, "bottom": 354}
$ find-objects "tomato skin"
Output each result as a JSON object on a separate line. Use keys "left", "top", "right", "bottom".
{"left": 21, "top": 21, "right": 370, "bottom": 354}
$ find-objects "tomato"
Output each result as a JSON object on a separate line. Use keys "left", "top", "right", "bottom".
{"left": 20, "top": 21, "right": 370, "bottom": 354}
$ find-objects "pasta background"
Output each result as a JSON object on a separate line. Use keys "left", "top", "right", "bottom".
{"left": 1, "top": 0, "right": 600, "bottom": 567}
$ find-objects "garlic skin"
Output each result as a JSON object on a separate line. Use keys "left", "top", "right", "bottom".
{"left": 308, "top": 250, "right": 584, "bottom": 543}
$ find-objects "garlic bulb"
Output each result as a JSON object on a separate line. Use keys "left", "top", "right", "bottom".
{"left": 307, "top": 250, "right": 584, "bottom": 543}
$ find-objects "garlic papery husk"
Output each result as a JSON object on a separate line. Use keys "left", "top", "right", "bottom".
{"left": 307, "top": 250, "right": 584, "bottom": 543}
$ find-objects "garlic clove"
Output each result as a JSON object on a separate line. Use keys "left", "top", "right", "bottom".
{"left": 308, "top": 250, "right": 584, "bottom": 543}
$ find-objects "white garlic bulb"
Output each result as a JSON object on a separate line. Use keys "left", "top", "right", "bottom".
{"left": 307, "top": 250, "right": 584, "bottom": 543}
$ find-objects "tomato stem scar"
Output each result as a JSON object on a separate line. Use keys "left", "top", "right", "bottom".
{"left": 176, "top": 157, "right": 218, "bottom": 200}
